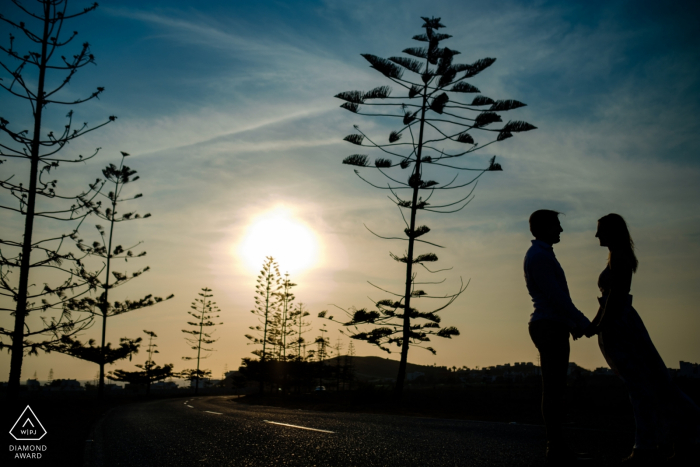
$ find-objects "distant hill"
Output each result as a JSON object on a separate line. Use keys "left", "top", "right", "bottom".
{"left": 321, "top": 356, "right": 448, "bottom": 381}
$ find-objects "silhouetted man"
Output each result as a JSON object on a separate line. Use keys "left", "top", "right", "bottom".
{"left": 524, "top": 210, "right": 591, "bottom": 464}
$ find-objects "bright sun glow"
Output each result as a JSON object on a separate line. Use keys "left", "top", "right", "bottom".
{"left": 238, "top": 207, "right": 320, "bottom": 275}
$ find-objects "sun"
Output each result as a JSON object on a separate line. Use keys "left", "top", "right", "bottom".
{"left": 237, "top": 207, "right": 320, "bottom": 275}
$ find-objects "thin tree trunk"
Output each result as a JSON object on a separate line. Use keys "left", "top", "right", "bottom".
{"left": 298, "top": 308, "right": 302, "bottom": 359}
{"left": 281, "top": 282, "right": 288, "bottom": 362}
{"left": 99, "top": 176, "right": 119, "bottom": 399}
{"left": 262, "top": 270, "right": 271, "bottom": 361}
{"left": 259, "top": 272, "right": 272, "bottom": 395}
{"left": 396, "top": 83, "right": 429, "bottom": 396}
{"left": 8, "top": 6, "right": 49, "bottom": 399}
{"left": 336, "top": 354, "right": 341, "bottom": 392}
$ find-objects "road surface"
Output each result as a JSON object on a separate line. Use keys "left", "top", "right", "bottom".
{"left": 87, "top": 396, "right": 632, "bottom": 466}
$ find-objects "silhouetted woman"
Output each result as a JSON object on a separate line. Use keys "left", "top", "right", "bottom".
{"left": 586, "top": 213, "right": 700, "bottom": 464}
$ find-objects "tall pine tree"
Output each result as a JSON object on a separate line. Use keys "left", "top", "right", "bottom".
{"left": 324, "top": 16, "right": 535, "bottom": 394}
{"left": 58, "top": 152, "right": 173, "bottom": 398}
{"left": 245, "top": 257, "right": 281, "bottom": 361}
{"left": 0, "top": 0, "right": 115, "bottom": 398}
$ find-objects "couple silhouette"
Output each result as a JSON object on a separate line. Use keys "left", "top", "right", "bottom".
{"left": 524, "top": 210, "right": 700, "bottom": 465}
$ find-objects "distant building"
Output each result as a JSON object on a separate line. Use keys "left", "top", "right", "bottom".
{"left": 406, "top": 372, "right": 424, "bottom": 381}
{"left": 224, "top": 371, "right": 259, "bottom": 393}
{"left": 26, "top": 378, "right": 40, "bottom": 391}
{"left": 678, "top": 361, "right": 700, "bottom": 379}
{"left": 151, "top": 381, "right": 178, "bottom": 391}
{"left": 190, "top": 378, "right": 217, "bottom": 388}
{"left": 567, "top": 363, "right": 593, "bottom": 376}
{"left": 124, "top": 383, "right": 147, "bottom": 392}
{"left": 48, "top": 379, "right": 83, "bottom": 391}
{"left": 593, "top": 367, "right": 614, "bottom": 376}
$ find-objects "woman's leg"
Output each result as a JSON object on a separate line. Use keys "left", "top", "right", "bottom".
{"left": 599, "top": 330, "right": 659, "bottom": 450}
{"left": 627, "top": 383, "right": 660, "bottom": 449}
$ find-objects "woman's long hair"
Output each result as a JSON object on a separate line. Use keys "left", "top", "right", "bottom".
{"left": 598, "top": 213, "right": 638, "bottom": 273}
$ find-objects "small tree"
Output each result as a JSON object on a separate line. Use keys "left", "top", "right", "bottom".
{"left": 324, "top": 16, "right": 535, "bottom": 394}
{"left": 273, "top": 273, "right": 296, "bottom": 362}
{"left": 290, "top": 302, "right": 311, "bottom": 360}
{"left": 344, "top": 340, "right": 356, "bottom": 390}
{"left": 62, "top": 152, "right": 173, "bottom": 398}
{"left": 109, "top": 330, "right": 173, "bottom": 394}
{"left": 333, "top": 337, "right": 343, "bottom": 391}
{"left": 182, "top": 287, "right": 222, "bottom": 395}
{"left": 45, "top": 335, "right": 141, "bottom": 368}
{"left": 0, "top": 0, "right": 116, "bottom": 398}
{"left": 179, "top": 368, "right": 213, "bottom": 389}
{"left": 245, "top": 257, "right": 281, "bottom": 361}
{"left": 314, "top": 325, "right": 330, "bottom": 387}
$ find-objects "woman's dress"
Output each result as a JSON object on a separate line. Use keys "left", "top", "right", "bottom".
{"left": 597, "top": 265, "right": 700, "bottom": 449}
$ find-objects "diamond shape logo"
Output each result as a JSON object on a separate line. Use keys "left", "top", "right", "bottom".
{"left": 9, "top": 406, "right": 47, "bottom": 441}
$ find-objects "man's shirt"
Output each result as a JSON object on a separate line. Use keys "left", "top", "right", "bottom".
{"left": 524, "top": 240, "right": 591, "bottom": 331}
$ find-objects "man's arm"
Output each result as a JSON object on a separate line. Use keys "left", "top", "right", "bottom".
{"left": 528, "top": 253, "right": 591, "bottom": 331}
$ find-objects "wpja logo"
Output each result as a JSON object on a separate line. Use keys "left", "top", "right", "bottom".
{"left": 9, "top": 406, "right": 47, "bottom": 459}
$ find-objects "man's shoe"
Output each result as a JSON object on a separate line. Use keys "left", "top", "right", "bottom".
{"left": 620, "top": 448, "right": 661, "bottom": 465}
{"left": 546, "top": 444, "right": 593, "bottom": 465}
{"left": 666, "top": 441, "right": 700, "bottom": 466}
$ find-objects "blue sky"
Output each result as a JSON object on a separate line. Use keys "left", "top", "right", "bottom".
{"left": 1, "top": 0, "right": 699, "bottom": 380}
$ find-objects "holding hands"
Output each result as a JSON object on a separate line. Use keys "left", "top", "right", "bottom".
{"left": 583, "top": 323, "right": 599, "bottom": 338}
{"left": 571, "top": 323, "right": 599, "bottom": 340}
{"left": 571, "top": 327, "right": 584, "bottom": 340}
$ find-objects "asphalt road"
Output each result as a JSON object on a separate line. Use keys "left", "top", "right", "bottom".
{"left": 87, "top": 396, "right": 633, "bottom": 466}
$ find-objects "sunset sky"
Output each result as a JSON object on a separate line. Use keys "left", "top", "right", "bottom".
{"left": 1, "top": 0, "right": 699, "bottom": 382}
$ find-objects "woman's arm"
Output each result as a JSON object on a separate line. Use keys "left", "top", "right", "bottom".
{"left": 584, "top": 304, "right": 604, "bottom": 337}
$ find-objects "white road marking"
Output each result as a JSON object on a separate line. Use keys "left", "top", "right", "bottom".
{"left": 186, "top": 405, "right": 194, "bottom": 408}
{"left": 263, "top": 420, "right": 334, "bottom": 434}
{"left": 204, "top": 411, "right": 222, "bottom": 415}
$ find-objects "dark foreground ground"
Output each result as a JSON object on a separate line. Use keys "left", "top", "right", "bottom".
{"left": 2, "top": 393, "right": 150, "bottom": 466}
{"left": 238, "top": 382, "right": 639, "bottom": 431}
{"left": 86, "top": 395, "right": 636, "bottom": 467}
{"left": 2, "top": 381, "right": 698, "bottom": 466}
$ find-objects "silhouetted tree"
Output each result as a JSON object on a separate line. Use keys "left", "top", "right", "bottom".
{"left": 333, "top": 337, "right": 343, "bottom": 391}
{"left": 62, "top": 152, "right": 173, "bottom": 398}
{"left": 290, "top": 302, "right": 312, "bottom": 360}
{"left": 182, "top": 287, "right": 222, "bottom": 395}
{"left": 45, "top": 335, "right": 141, "bottom": 367}
{"left": 344, "top": 340, "right": 356, "bottom": 390}
{"left": 245, "top": 257, "right": 281, "bottom": 361}
{"left": 0, "top": 0, "right": 119, "bottom": 398}
{"left": 109, "top": 329, "right": 173, "bottom": 394}
{"left": 324, "top": 16, "right": 535, "bottom": 394}
{"left": 179, "top": 368, "right": 213, "bottom": 390}
{"left": 226, "top": 371, "right": 248, "bottom": 392}
{"left": 273, "top": 273, "right": 296, "bottom": 361}
{"left": 314, "top": 325, "right": 330, "bottom": 387}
